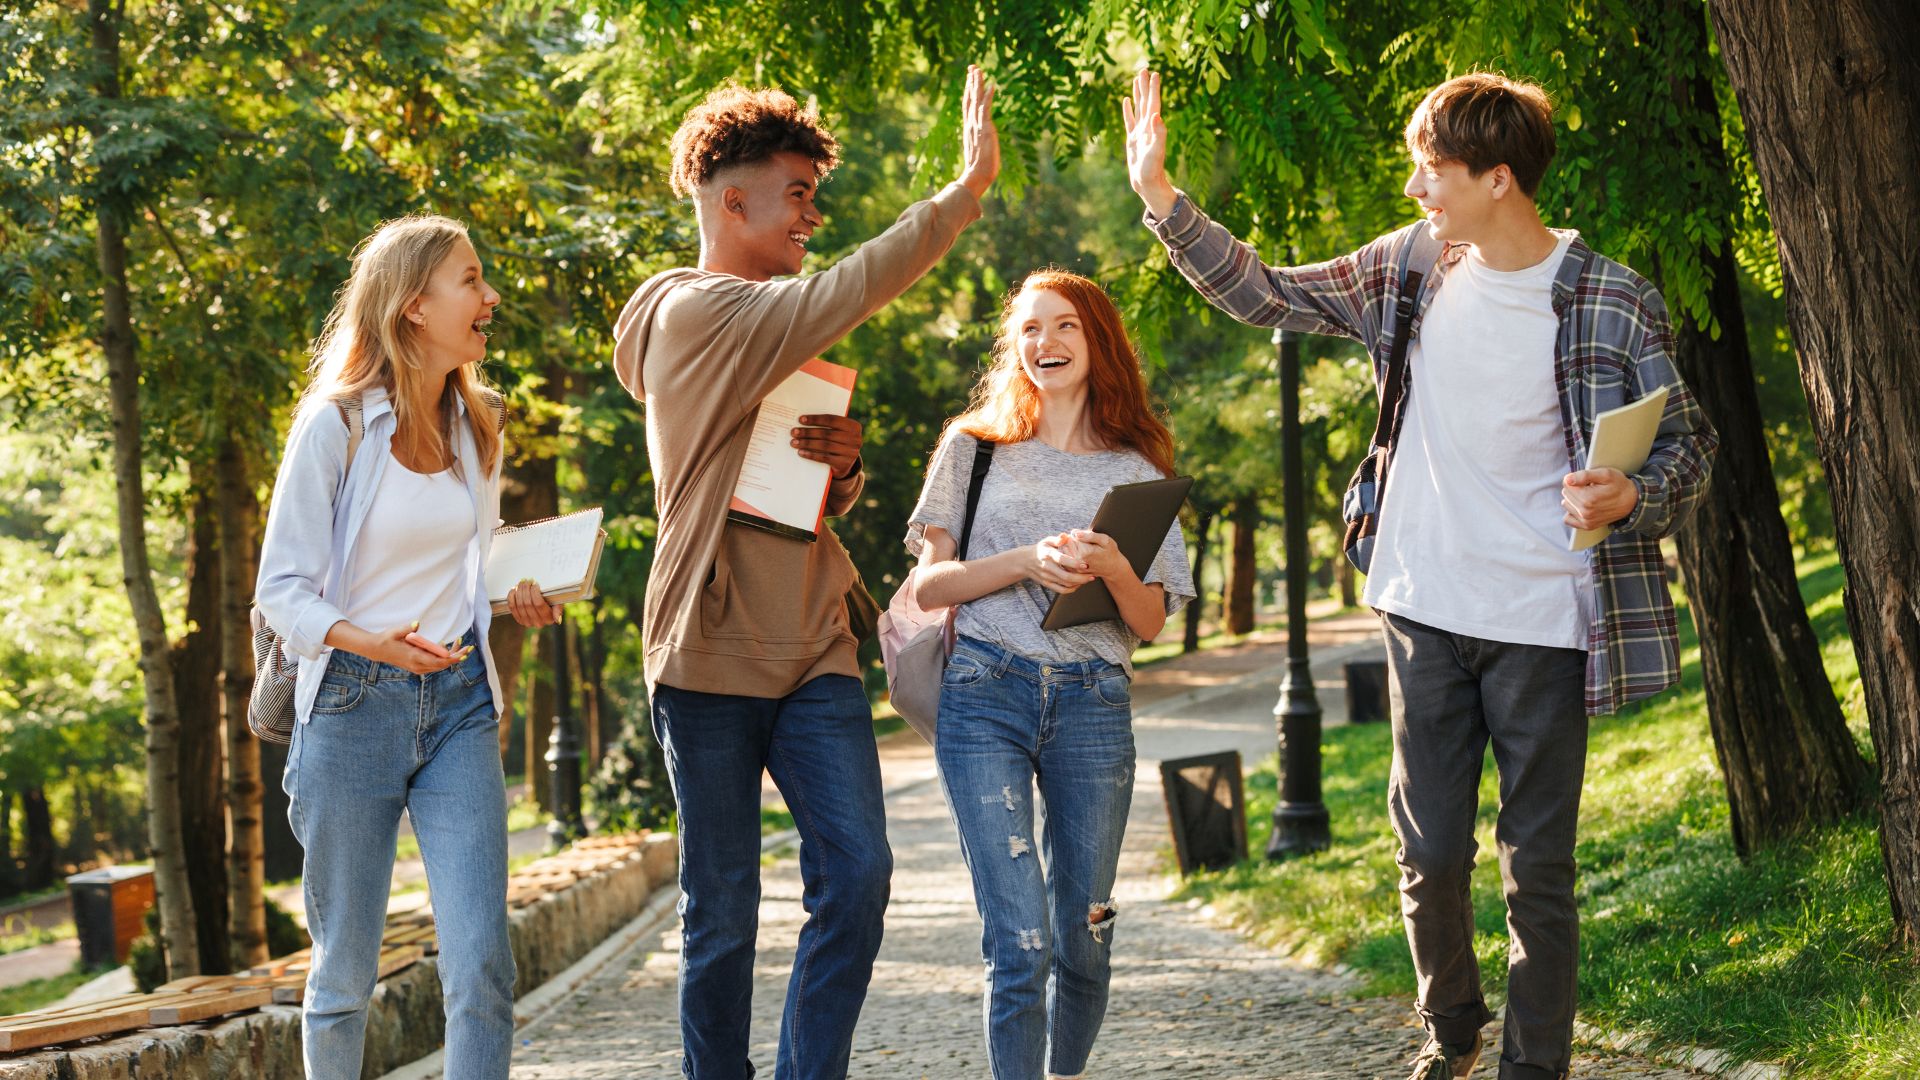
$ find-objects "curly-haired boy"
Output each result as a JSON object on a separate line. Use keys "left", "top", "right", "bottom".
{"left": 611, "top": 67, "right": 999, "bottom": 1079}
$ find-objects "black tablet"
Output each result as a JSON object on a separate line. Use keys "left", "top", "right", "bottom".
{"left": 1040, "top": 475, "right": 1194, "bottom": 632}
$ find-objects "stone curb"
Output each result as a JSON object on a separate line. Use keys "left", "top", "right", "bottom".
{"left": 1573, "top": 1021, "right": 1787, "bottom": 1080}
{"left": 1, "top": 833, "right": 678, "bottom": 1080}
{"left": 376, "top": 883, "right": 686, "bottom": 1080}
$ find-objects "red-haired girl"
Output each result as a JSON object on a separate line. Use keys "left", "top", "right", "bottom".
{"left": 905, "top": 270, "right": 1195, "bottom": 1079}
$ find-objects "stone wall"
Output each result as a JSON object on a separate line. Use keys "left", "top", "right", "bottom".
{"left": 5, "top": 833, "right": 677, "bottom": 1080}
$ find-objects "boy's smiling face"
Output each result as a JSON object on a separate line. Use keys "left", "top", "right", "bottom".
{"left": 705, "top": 151, "right": 824, "bottom": 281}
{"left": 1403, "top": 153, "right": 1506, "bottom": 245}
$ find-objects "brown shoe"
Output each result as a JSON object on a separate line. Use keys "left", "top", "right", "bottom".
{"left": 1405, "top": 1032, "right": 1483, "bottom": 1080}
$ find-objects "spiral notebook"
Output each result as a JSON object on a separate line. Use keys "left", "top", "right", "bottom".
{"left": 485, "top": 507, "right": 607, "bottom": 614}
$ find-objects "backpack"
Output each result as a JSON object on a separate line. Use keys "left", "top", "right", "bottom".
{"left": 877, "top": 440, "right": 994, "bottom": 743}
{"left": 1340, "top": 229, "right": 1446, "bottom": 574}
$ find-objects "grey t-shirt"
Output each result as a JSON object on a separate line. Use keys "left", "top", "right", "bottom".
{"left": 905, "top": 431, "right": 1196, "bottom": 673}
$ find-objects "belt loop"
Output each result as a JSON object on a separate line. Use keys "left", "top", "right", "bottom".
{"left": 992, "top": 646, "right": 1013, "bottom": 678}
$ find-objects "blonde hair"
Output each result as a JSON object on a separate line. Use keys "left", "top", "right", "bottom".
{"left": 301, "top": 214, "right": 501, "bottom": 476}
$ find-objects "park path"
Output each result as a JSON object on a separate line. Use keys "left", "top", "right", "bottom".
{"left": 496, "top": 612, "right": 1710, "bottom": 1079}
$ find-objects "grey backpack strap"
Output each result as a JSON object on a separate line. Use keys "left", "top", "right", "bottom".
{"left": 335, "top": 395, "right": 365, "bottom": 474}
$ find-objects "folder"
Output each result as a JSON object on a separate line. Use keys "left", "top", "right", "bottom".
{"left": 1570, "top": 386, "right": 1668, "bottom": 551}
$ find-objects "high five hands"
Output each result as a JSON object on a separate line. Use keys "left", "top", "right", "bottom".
{"left": 1122, "top": 69, "right": 1178, "bottom": 219}
{"left": 958, "top": 65, "right": 1001, "bottom": 200}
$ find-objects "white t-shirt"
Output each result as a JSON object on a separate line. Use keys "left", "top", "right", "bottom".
{"left": 1362, "top": 233, "right": 1594, "bottom": 652}
{"left": 343, "top": 454, "right": 479, "bottom": 648}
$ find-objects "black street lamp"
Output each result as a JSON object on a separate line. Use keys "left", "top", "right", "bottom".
{"left": 545, "top": 620, "right": 585, "bottom": 849}
{"left": 1266, "top": 327, "right": 1331, "bottom": 860}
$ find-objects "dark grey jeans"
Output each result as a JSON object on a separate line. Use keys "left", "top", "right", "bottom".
{"left": 1381, "top": 612, "right": 1587, "bottom": 1080}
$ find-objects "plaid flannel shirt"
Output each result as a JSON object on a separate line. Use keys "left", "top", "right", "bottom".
{"left": 1146, "top": 194, "right": 1716, "bottom": 715}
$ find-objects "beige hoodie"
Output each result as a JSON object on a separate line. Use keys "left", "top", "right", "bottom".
{"left": 613, "top": 182, "right": 982, "bottom": 699}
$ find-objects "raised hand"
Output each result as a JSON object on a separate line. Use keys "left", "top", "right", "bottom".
{"left": 1121, "top": 69, "right": 1177, "bottom": 219}
{"left": 957, "top": 64, "right": 1000, "bottom": 199}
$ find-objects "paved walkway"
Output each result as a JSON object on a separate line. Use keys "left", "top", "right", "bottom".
{"left": 499, "top": 619, "right": 1706, "bottom": 1078}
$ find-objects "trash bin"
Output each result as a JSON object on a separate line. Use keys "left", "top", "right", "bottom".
{"left": 1159, "top": 751, "right": 1247, "bottom": 875}
{"left": 1345, "top": 659, "right": 1390, "bottom": 724}
{"left": 67, "top": 865, "right": 155, "bottom": 967}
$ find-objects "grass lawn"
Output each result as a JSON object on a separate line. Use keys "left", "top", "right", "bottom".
{"left": 1174, "top": 553, "right": 1920, "bottom": 1076}
{"left": 0, "top": 964, "right": 100, "bottom": 1016}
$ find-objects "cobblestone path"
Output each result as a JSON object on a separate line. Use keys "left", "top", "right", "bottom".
{"left": 506, "top": 632, "right": 1709, "bottom": 1079}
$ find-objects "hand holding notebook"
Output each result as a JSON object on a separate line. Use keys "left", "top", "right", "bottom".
{"left": 485, "top": 507, "right": 607, "bottom": 614}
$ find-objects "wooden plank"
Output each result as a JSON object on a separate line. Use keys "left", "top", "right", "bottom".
{"left": 154, "top": 975, "right": 229, "bottom": 993}
{"left": 0, "top": 992, "right": 201, "bottom": 1025}
{"left": 0, "top": 1009, "right": 152, "bottom": 1053}
{"left": 376, "top": 945, "right": 423, "bottom": 981}
{"left": 0, "top": 992, "right": 203, "bottom": 1053}
{"left": 147, "top": 988, "right": 274, "bottom": 1025}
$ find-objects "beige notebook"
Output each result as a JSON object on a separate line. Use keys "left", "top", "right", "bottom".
{"left": 486, "top": 507, "right": 607, "bottom": 613}
{"left": 1571, "top": 386, "right": 1668, "bottom": 551}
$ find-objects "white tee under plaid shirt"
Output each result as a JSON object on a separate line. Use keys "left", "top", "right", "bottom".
{"left": 1146, "top": 194, "right": 1717, "bottom": 715}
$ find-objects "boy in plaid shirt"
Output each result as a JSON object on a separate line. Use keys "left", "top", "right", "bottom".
{"left": 1122, "top": 70, "right": 1714, "bottom": 1079}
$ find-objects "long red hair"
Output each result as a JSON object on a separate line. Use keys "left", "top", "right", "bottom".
{"left": 948, "top": 270, "right": 1176, "bottom": 477}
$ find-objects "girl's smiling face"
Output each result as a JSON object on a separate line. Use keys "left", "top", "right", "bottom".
{"left": 1010, "top": 286, "right": 1090, "bottom": 398}
{"left": 409, "top": 237, "right": 500, "bottom": 376}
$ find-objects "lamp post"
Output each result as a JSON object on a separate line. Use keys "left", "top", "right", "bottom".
{"left": 1266, "top": 327, "right": 1331, "bottom": 860}
{"left": 545, "top": 620, "right": 585, "bottom": 849}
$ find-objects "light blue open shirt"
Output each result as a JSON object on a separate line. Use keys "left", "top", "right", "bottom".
{"left": 255, "top": 386, "right": 505, "bottom": 725}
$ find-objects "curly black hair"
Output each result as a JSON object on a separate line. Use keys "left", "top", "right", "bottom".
{"left": 668, "top": 83, "right": 841, "bottom": 199}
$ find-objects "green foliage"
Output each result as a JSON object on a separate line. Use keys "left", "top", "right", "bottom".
{"left": 1178, "top": 553, "right": 1912, "bottom": 1073}
{"left": 587, "top": 704, "right": 675, "bottom": 835}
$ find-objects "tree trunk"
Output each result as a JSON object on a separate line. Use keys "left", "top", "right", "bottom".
{"left": 1334, "top": 554, "right": 1356, "bottom": 609}
{"left": 1709, "top": 0, "right": 1920, "bottom": 947}
{"left": 217, "top": 437, "right": 268, "bottom": 968}
{"left": 1184, "top": 512, "right": 1214, "bottom": 653}
{"left": 1226, "top": 501, "right": 1258, "bottom": 635}
{"left": 90, "top": 0, "right": 197, "bottom": 979}
{"left": 491, "top": 451, "right": 559, "bottom": 772}
{"left": 171, "top": 490, "right": 231, "bottom": 974}
{"left": 584, "top": 607, "right": 613, "bottom": 772}
{"left": 21, "top": 788, "right": 56, "bottom": 891}
{"left": 1654, "top": 15, "right": 1872, "bottom": 855}
{"left": 0, "top": 790, "right": 15, "bottom": 898}
{"left": 568, "top": 618, "right": 599, "bottom": 768}
{"left": 528, "top": 630, "right": 557, "bottom": 813}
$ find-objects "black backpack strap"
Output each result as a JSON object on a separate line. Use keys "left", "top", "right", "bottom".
{"left": 957, "top": 440, "right": 996, "bottom": 560}
{"left": 1372, "top": 228, "right": 1447, "bottom": 452}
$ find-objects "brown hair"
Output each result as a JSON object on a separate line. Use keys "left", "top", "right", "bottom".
{"left": 1403, "top": 72, "right": 1557, "bottom": 198}
{"left": 949, "top": 270, "right": 1177, "bottom": 479}
{"left": 668, "top": 83, "right": 841, "bottom": 198}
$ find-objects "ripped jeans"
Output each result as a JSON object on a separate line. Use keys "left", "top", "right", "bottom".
{"left": 935, "top": 636, "right": 1135, "bottom": 1080}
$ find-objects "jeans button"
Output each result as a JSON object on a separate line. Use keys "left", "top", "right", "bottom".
{"left": 1041, "top": 666, "right": 1053, "bottom": 675}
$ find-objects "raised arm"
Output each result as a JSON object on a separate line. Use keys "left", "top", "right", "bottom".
{"left": 725, "top": 67, "right": 1000, "bottom": 406}
{"left": 1123, "top": 68, "right": 1377, "bottom": 342}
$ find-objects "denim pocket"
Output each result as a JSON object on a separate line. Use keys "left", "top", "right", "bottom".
{"left": 454, "top": 647, "right": 487, "bottom": 689}
{"left": 311, "top": 672, "right": 368, "bottom": 715}
{"left": 941, "top": 651, "right": 989, "bottom": 687}
{"left": 1091, "top": 671, "right": 1132, "bottom": 709}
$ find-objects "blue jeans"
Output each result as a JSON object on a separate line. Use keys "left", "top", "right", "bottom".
{"left": 935, "top": 637, "right": 1136, "bottom": 1080}
{"left": 652, "top": 674, "right": 891, "bottom": 1080}
{"left": 284, "top": 633, "right": 515, "bottom": 1080}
